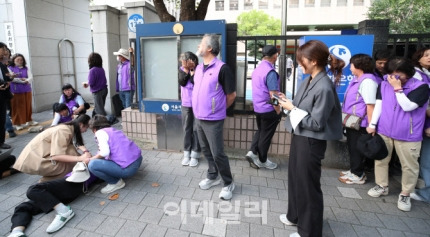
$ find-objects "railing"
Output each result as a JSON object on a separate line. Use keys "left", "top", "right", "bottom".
{"left": 387, "top": 33, "right": 430, "bottom": 58}
{"left": 234, "top": 35, "right": 302, "bottom": 114}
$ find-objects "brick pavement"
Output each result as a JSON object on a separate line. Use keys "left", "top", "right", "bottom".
{"left": 1, "top": 110, "right": 430, "bottom": 237}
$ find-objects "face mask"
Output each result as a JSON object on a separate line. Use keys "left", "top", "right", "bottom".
{"left": 116, "top": 56, "right": 121, "bottom": 62}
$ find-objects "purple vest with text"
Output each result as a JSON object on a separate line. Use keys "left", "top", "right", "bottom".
{"left": 116, "top": 60, "right": 135, "bottom": 92}
{"left": 252, "top": 60, "right": 279, "bottom": 113}
{"left": 192, "top": 57, "right": 226, "bottom": 120}
{"left": 8, "top": 66, "right": 31, "bottom": 93}
{"left": 103, "top": 127, "right": 142, "bottom": 168}
{"left": 342, "top": 73, "right": 381, "bottom": 127}
{"left": 378, "top": 78, "right": 428, "bottom": 142}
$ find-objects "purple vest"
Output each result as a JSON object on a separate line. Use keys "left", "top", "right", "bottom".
{"left": 61, "top": 95, "right": 79, "bottom": 115}
{"left": 378, "top": 78, "right": 428, "bottom": 142}
{"left": 192, "top": 57, "right": 226, "bottom": 120}
{"left": 116, "top": 60, "right": 135, "bottom": 92}
{"left": 59, "top": 114, "right": 72, "bottom": 123}
{"left": 8, "top": 66, "right": 31, "bottom": 93}
{"left": 342, "top": 73, "right": 381, "bottom": 127}
{"left": 252, "top": 60, "right": 279, "bottom": 113}
{"left": 414, "top": 68, "right": 430, "bottom": 130}
{"left": 181, "top": 80, "right": 193, "bottom": 107}
{"left": 103, "top": 127, "right": 141, "bottom": 168}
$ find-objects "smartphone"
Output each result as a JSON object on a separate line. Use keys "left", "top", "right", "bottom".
{"left": 272, "top": 93, "right": 282, "bottom": 101}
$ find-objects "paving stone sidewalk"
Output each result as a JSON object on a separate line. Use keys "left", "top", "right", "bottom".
{"left": 1, "top": 110, "right": 430, "bottom": 237}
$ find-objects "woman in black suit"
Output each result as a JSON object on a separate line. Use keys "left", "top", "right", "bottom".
{"left": 278, "top": 40, "right": 344, "bottom": 237}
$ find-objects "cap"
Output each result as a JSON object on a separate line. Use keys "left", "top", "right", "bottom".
{"left": 262, "top": 45, "right": 278, "bottom": 57}
{"left": 66, "top": 162, "right": 90, "bottom": 183}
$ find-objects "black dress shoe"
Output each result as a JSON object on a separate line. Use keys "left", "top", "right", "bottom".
{"left": 0, "top": 143, "right": 12, "bottom": 149}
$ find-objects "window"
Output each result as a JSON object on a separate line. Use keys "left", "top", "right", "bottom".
{"left": 273, "top": 0, "right": 281, "bottom": 8}
{"left": 337, "top": 0, "right": 347, "bottom": 6}
{"left": 289, "top": 0, "right": 298, "bottom": 8}
{"left": 244, "top": 0, "right": 253, "bottom": 10}
{"left": 321, "top": 0, "right": 331, "bottom": 6}
{"left": 305, "top": 0, "right": 315, "bottom": 7}
{"left": 259, "top": 0, "right": 268, "bottom": 9}
{"left": 230, "top": 0, "right": 238, "bottom": 10}
{"left": 215, "top": 0, "right": 224, "bottom": 11}
{"left": 353, "top": 0, "right": 364, "bottom": 5}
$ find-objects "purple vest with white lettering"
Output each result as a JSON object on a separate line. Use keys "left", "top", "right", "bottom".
{"left": 8, "top": 66, "right": 31, "bottom": 93}
{"left": 103, "top": 127, "right": 142, "bottom": 168}
{"left": 342, "top": 73, "right": 381, "bottom": 127}
{"left": 252, "top": 60, "right": 279, "bottom": 113}
{"left": 378, "top": 78, "right": 428, "bottom": 142}
{"left": 192, "top": 57, "right": 226, "bottom": 120}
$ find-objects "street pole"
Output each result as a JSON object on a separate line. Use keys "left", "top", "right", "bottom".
{"left": 279, "top": 0, "right": 288, "bottom": 93}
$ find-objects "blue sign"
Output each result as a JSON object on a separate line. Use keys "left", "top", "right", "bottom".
{"left": 128, "top": 14, "right": 144, "bottom": 33}
{"left": 141, "top": 99, "right": 182, "bottom": 115}
{"left": 298, "top": 35, "right": 374, "bottom": 102}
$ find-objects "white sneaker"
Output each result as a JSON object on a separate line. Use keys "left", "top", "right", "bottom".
{"left": 219, "top": 183, "right": 235, "bottom": 200}
{"left": 189, "top": 158, "right": 199, "bottom": 167}
{"left": 199, "top": 178, "right": 221, "bottom": 190}
{"left": 182, "top": 157, "right": 190, "bottom": 166}
{"left": 339, "top": 170, "right": 351, "bottom": 176}
{"left": 279, "top": 214, "right": 297, "bottom": 226}
{"left": 338, "top": 172, "right": 366, "bottom": 184}
{"left": 246, "top": 151, "right": 262, "bottom": 169}
{"left": 397, "top": 194, "right": 411, "bottom": 211}
{"left": 15, "top": 125, "right": 24, "bottom": 131}
{"left": 26, "top": 121, "right": 38, "bottom": 126}
{"left": 368, "top": 185, "right": 389, "bottom": 197}
{"left": 7, "top": 231, "right": 26, "bottom": 237}
{"left": 260, "top": 159, "right": 278, "bottom": 169}
{"left": 410, "top": 192, "right": 424, "bottom": 202}
{"left": 100, "top": 179, "right": 125, "bottom": 194}
{"left": 46, "top": 207, "right": 75, "bottom": 233}
{"left": 290, "top": 232, "right": 301, "bottom": 237}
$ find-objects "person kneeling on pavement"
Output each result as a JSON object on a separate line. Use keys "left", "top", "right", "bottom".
{"left": 86, "top": 115, "right": 142, "bottom": 194}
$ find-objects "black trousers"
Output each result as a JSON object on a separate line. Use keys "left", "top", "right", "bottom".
{"left": 0, "top": 93, "right": 7, "bottom": 145}
{"left": 0, "top": 155, "right": 15, "bottom": 177}
{"left": 345, "top": 127, "right": 368, "bottom": 176}
{"left": 196, "top": 119, "right": 233, "bottom": 186}
{"left": 10, "top": 178, "right": 83, "bottom": 231}
{"left": 287, "top": 134, "right": 326, "bottom": 237}
{"left": 250, "top": 110, "right": 281, "bottom": 162}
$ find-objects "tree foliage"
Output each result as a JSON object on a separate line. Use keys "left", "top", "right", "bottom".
{"left": 367, "top": 0, "right": 430, "bottom": 34}
{"left": 237, "top": 10, "right": 281, "bottom": 36}
{"left": 237, "top": 10, "right": 281, "bottom": 58}
{"left": 153, "top": 0, "right": 210, "bottom": 22}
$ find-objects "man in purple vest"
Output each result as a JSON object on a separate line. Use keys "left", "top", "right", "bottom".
{"left": 114, "top": 48, "right": 135, "bottom": 109}
{"left": 246, "top": 45, "right": 281, "bottom": 170}
{"left": 192, "top": 34, "right": 236, "bottom": 200}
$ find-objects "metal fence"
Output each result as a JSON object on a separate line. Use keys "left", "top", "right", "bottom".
{"left": 387, "top": 33, "right": 430, "bottom": 58}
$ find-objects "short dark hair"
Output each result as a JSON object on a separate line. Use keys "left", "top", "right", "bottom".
{"left": 88, "top": 52, "right": 103, "bottom": 68}
{"left": 180, "top": 51, "right": 199, "bottom": 65}
{"left": 0, "top": 42, "right": 7, "bottom": 49}
{"left": 53, "top": 102, "right": 69, "bottom": 113}
{"left": 384, "top": 57, "right": 416, "bottom": 78}
{"left": 374, "top": 49, "right": 391, "bottom": 61}
{"left": 350, "top": 54, "right": 375, "bottom": 74}
{"left": 10, "top": 53, "right": 27, "bottom": 68}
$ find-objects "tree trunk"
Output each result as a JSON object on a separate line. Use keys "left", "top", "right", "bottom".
{"left": 179, "top": 0, "right": 197, "bottom": 21}
{"left": 196, "top": 0, "right": 210, "bottom": 20}
{"left": 153, "top": 0, "right": 176, "bottom": 22}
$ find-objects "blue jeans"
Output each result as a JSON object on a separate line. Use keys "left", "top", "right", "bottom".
{"left": 417, "top": 136, "right": 430, "bottom": 202}
{"left": 88, "top": 156, "right": 142, "bottom": 184}
{"left": 5, "top": 113, "right": 13, "bottom": 133}
{"left": 119, "top": 90, "right": 135, "bottom": 109}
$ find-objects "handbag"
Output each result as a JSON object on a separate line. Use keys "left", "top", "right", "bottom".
{"left": 341, "top": 112, "right": 362, "bottom": 131}
{"left": 66, "top": 162, "right": 90, "bottom": 183}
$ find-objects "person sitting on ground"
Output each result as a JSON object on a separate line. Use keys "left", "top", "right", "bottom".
{"left": 51, "top": 102, "right": 73, "bottom": 126}
{"left": 59, "top": 83, "right": 88, "bottom": 117}
{"left": 366, "top": 57, "right": 429, "bottom": 212}
{"left": 86, "top": 115, "right": 142, "bottom": 194}
{"left": 12, "top": 114, "right": 91, "bottom": 182}
{"left": 7, "top": 172, "right": 98, "bottom": 236}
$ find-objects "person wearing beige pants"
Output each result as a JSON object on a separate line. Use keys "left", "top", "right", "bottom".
{"left": 375, "top": 134, "right": 421, "bottom": 193}
{"left": 366, "top": 57, "right": 429, "bottom": 212}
